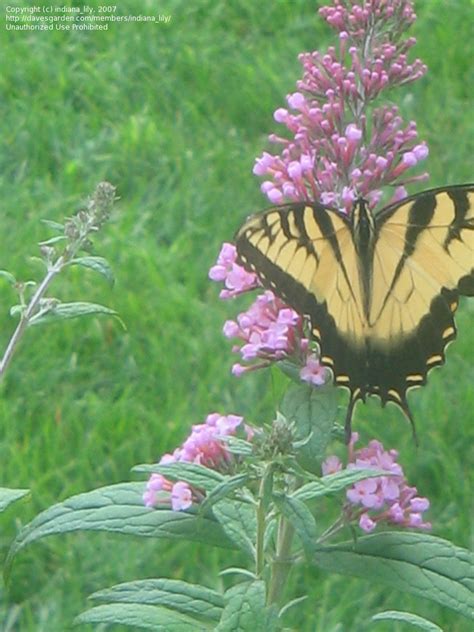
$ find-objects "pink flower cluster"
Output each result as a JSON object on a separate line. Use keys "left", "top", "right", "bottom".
{"left": 144, "top": 413, "right": 246, "bottom": 511}
{"left": 322, "top": 433, "right": 431, "bottom": 532}
{"left": 253, "top": 0, "right": 428, "bottom": 212}
{"left": 320, "top": 0, "right": 417, "bottom": 43}
{"left": 209, "top": 243, "right": 328, "bottom": 385}
{"left": 208, "top": 242, "right": 258, "bottom": 298}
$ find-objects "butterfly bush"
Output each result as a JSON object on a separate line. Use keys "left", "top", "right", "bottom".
{"left": 210, "top": 0, "right": 428, "bottom": 381}
{"left": 147, "top": 0, "right": 432, "bottom": 534}
{"left": 322, "top": 433, "right": 431, "bottom": 532}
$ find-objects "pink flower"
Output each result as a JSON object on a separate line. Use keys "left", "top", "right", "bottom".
{"left": 300, "top": 355, "right": 328, "bottom": 386}
{"left": 209, "top": 243, "right": 258, "bottom": 298}
{"left": 410, "top": 496, "right": 430, "bottom": 513}
{"left": 325, "top": 434, "right": 431, "bottom": 532}
{"left": 222, "top": 290, "right": 306, "bottom": 373}
{"left": 359, "top": 512, "right": 377, "bottom": 533}
{"left": 347, "top": 478, "right": 383, "bottom": 509}
{"left": 322, "top": 455, "right": 342, "bottom": 475}
{"left": 171, "top": 482, "right": 193, "bottom": 511}
{"left": 143, "top": 473, "right": 171, "bottom": 508}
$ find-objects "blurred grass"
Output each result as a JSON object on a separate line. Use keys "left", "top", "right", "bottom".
{"left": 0, "top": 0, "right": 473, "bottom": 630}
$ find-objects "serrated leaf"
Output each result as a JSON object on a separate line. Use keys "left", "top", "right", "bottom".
{"left": 280, "top": 384, "right": 337, "bottom": 473}
{"left": 28, "top": 301, "right": 122, "bottom": 327}
{"left": 75, "top": 603, "right": 208, "bottom": 630}
{"left": 293, "top": 469, "right": 392, "bottom": 502}
{"left": 68, "top": 256, "right": 115, "bottom": 286}
{"left": 200, "top": 474, "right": 249, "bottom": 513}
{"left": 274, "top": 495, "right": 316, "bottom": 556}
{"left": 5, "top": 482, "right": 235, "bottom": 576}
{"left": 0, "top": 487, "right": 30, "bottom": 512}
{"left": 216, "top": 581, "right": 280, "bottom": 632}
{"left": 371, "top": 610, "right": 443, "bottom": 631}
{"left": 0, "top": 270, "right": 16, "bottom": 285}
{"left": 134, "top": 462, "right": 225, "bottom": 492}
{"left": 314, "top": 532, "right": 473, "bottom": 619}
{"left": 91, "top": 578, "right": 223, "bottom": 622}
{"left": 41, "top": 219, "right": 64, "bottom": 232}
{"left": 213, "top": 500, "right": 256, "bottom": 560}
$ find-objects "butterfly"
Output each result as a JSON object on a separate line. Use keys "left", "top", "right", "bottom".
{"left": 235, "top": 184, "right": 474, "bottom": 439}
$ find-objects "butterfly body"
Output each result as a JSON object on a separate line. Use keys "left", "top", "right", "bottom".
{"left": 235, "top": 185, "right": 474, "bottom": 437}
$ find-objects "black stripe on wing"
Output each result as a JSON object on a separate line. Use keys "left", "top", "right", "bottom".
{"left": 235, "top": 202, "right": 368, "bottom": 404}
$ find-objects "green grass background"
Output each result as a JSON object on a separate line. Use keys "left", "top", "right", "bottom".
{"left": 0, "top": 0, "right": 472, "bottom": 630}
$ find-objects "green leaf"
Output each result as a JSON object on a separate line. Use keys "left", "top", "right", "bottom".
{"left": 371, "top": 610, "right": 443, "bottom": 631}
{"left": 280, "top": 383, "right": 338, "bottom": 473}
{"left": 91, "top": 578, "right": 223, "bottom": 622}
{"left": 0, "top": 487, "right": 30, "bottom": 512}
{"left": 314, "top": 532, "right": 473, "bottom": 619}
{"left": 219, "top": 568, "right": 257, "bottom": 580}
{"left": 0, "top": 270, "right": 16, "bottom": 286}
{"left": 278, "top": 595, "right": 308, "bottom": 619}
{"left": 9, "top": 305, "right": 23, "bottom": 318}
{"left": 213, "top": 500, "right": 256, "bottom": 560}
{"left": 293, "top": 468, "right": 392, "bottom": 502}
{"left": 134, "top": 462, "right": 225, "bottom": 492}
{"left": 28, "top": 301, "right": 122, "bottom": 327}
{"left": 5, "top": 482, "right": 235, "bottom": 576}
{"left": 274, "top": 495, "right": 316, "bottom": 556}
{"left": 68, "top": 256, "right": 115, "bottom": 286}
{"left": 40, "top": 219, "right": 64, "bottom": 232}
{"left": 38, "top": 235, "right": 66, "bottom": 246}
{"left": 216, "top": 581, "right": 280, "bottom": 632}
{"left": 200, "top": 474, "right": 249, "bottom": 513}
{"left": 276, "top": 359, "right": 303, "bottom": 383}
{"left": 221, "top": 436, "right": 254, "bottom": 456}
{"left": 75, "top": 603, "right": 208, "bottom": 630}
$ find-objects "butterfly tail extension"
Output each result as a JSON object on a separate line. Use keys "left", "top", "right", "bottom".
{"left": 386, "top": 390, "right": 419, "bottom": 446}
{"left": 344, "top": 388, "right": 364, "bottom": 443}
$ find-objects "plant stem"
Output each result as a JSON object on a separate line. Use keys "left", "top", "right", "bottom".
{"left": 0, "top": 258, "right": 63, "bottom": 381}
{"left": 317, "top": 515, "right": 345, "bottom": 543}
{"left": 256, "top": 464, "right": 273, "bottom": 577}
{"left": 267, "top": 515, "right": 295, "bottom": 606}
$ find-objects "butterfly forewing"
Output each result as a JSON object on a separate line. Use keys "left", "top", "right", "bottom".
{"left": 235, "top": 202, "right": 368, "bottom": 392}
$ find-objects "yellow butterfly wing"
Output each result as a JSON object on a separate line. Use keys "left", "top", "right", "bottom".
{"left": 235, "top": 202, "right": 368, "bottom": 397}
{"left": 368, "top": 185, "right": 474, "bottom": 414}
